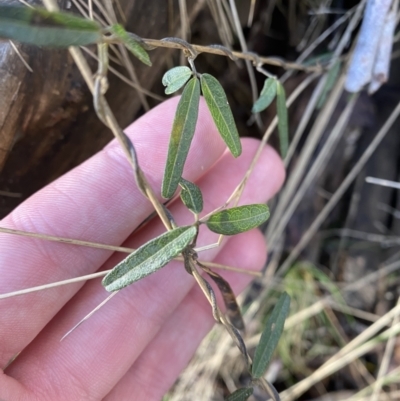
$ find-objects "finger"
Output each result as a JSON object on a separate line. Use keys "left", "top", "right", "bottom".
{"left": 4, "top": 141, "right": 284, "bottom": 401}
{"left": 0, "top": 97, "right": 227, "bottom": 367}
{"left": 104, "top": 229, "right": 266, "bottom": 401}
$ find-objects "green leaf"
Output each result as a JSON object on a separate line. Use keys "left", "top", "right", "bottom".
{"left": 102, "top": 226, "right": 197, "bottom": 292}
{"left": 276, "top": 82, "right": 288, "bottom": 159}
{"left": 200, "top": 73, "right": 242, "bottom": 157}
{"left": 206, "top": 204, "right": 269, "bottom": 236}
{"left": 225, "top": 387, "right": 253, "bottom": 401}
{"left": 109, "top": 24, "right": 151, "bottom": 66}
{"left": 252, "top": 78, "right": 277, "bottom": 113}
{"left": 162, "top": 66, "right": 193, "bottom": 95}
{"left": 179, "top": 178, "right": 203, "bottom": 214}
{"left": 0, "top": 6, "right": 101, "bottom": 47}
{"left": 317, "top": 60, "right": 341, "bottom": 109}
{"left": 162, "top": 77, "right": 201, "bottom": 199}
{"left": 252, "top": 292, "right": 291, "bottom": 378}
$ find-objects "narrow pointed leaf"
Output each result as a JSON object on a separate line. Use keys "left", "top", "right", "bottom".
{"left": 200, "top": 73, "right": 242, "bottom": 157}
{"left": 206, "top": 204, "right": 269, "bottom": 236}
{"left": 110, "top": 24, "right": 151, "bottom": 66}
{"left": 276, "top": 82, "right": 289, "bottom": 159}
{"left": 252, "top": 292, "right": 291, "bottom": 378}
{"left": 162, "top": 77, "right": 200, "bottom": 199}
{"left": 102, "top": 226, "right": 197, "bottom": 292}
{"left": 225, "top": 387, "right": 253, "bottom": 401}
{"left": 0, "top": 6, "right": 101, "bottom": 47}
{"left": 252, "top": 78, "right": 277, "bottom": 113}
{"left": 162, "top": 66, "right": 193, "bottom": 94}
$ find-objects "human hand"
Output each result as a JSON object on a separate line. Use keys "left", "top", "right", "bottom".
{"left": 0, "top": 97, "right": 284, "bottom": 401}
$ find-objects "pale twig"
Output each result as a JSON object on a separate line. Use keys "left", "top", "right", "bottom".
{"left": 0, "top": 225, "right": 261, "bottom": 300}
{"left": 142, "top": 38, "right": 323, "bottom": 73}
{"left": 88, "top": 0, "right": 93, "bottom": 19}
{"left": 80, "top": 46, "right": 164, "bottom": 101}
{"left": 280, "top": 4, "right": 355, "bottom": 83}
{"left": 0, "top": 256, "right": 261, "bottom": 300}
{"left": 321, "top": 228, "right": 400, "bottom": 247}
{"left": 366, "top": 176, "right": 400, "bottom": 190}
{"left": 61, "top": 291, "right": 118, "bottom": 340}
{"left": 281, "top": 322, "right": 400, "bottom": 401}
{"left": 328, "top": 302, "right": 379, "bottom": 323}
{"left": 9, "top": 40, "right": 33, "bottom": 72}
{"left": 206, "top": 0, "right": 233, "bottom": 47}
{"left": 179, "top": 0, "right": 190, "bottom": 39}
{"left": 179, "top": 0, "right": 190, "bottom": 65}
{"left": 188, "top": 259, "right": 279, "bottom": 401}
{"left": 0, "top": 190, "right": 21, "bottom": 198}
{"left": 72, "top": 0, "right": 108, "bottom": 26}
{"left": 247, "top": 0, "right": 256, "bottom": 27}
{"left": 267, "top": 91, "right": 358, "bottom": 251}
{"left": 345, "top": 366, "right": 400, "bottom": 400}
{"left": 224, "top": 72, "right": 320, "bottom": 210}
{"left": 0, "top": 226, "right": 135, "bottom": 253}
{"left": 267, "top": 1, "right": 365, "bottom": 241}
{"left": 370, "top": 296, "right": 400, "bottom": 401}
{"left": 279, "top": 99, "right": 400, "bottom": 274}
{"left": 245, "top": 259, "right": 400, "bottom": 349}
{"left": 228, "top": 0, "right": 262, "bottom": 129}
{"left": 99, "top": 0, "right": 149, "bottom": 111}
{"left": 0, "top": 271, "right": 109, "bottom": 300}
{"left": 16, "top": 0, "right": 32, "bottom": 7}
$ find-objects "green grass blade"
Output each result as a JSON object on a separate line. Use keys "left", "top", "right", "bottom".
{"left": 225, "top": 387, "right": 253, "bottom": 401}
{"left": 206, "top": 204, "right": 269, "bottom": 235}
{"left": 162, "top": 77, "right": 201, "bottom": 199}
{"left": 179, "top": 178, "right": 203, "bottom": 214}
{"left": 102, "top": 226, "right": 197, "bottom": 292}
{"left": 162, "top": 66, "right": 193, "bottom": 94}
{"left": 252, "top": 78, "right": 277, "bottom": 113}
{"left": 200, "top": 73, "right": 242, "bottom": 157}
{"left": 317, "top": 60, "right": 342, "bottom": 109}
{"left": 109, "top": 24, "right": 151, "bottom": 66}
{"left": 0, "top": 6, "right": 101, "bottom": 47}
{"left": 252, "top": 292, "right": 291, "bottom": 378}
{"left": 276, "top": 82, "right": 289, "bottom": 159}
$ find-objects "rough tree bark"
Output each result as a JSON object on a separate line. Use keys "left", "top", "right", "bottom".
{"left": 0, "top": 0, "right": 203, "bottom": 217}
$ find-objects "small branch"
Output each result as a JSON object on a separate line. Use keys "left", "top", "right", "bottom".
{"left": 142, "top": 38, "right": 323, "bottom": 73}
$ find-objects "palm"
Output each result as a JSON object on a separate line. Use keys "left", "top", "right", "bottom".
{"left": 0, "top": 98, "right": 284, "bottom": 401}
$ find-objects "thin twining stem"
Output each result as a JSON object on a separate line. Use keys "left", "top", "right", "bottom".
{"left": 42, "top": 0, "right": 172, "bottom": 234}
{"left": 140, "top": 38, "right": 324, "bottom": 73}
